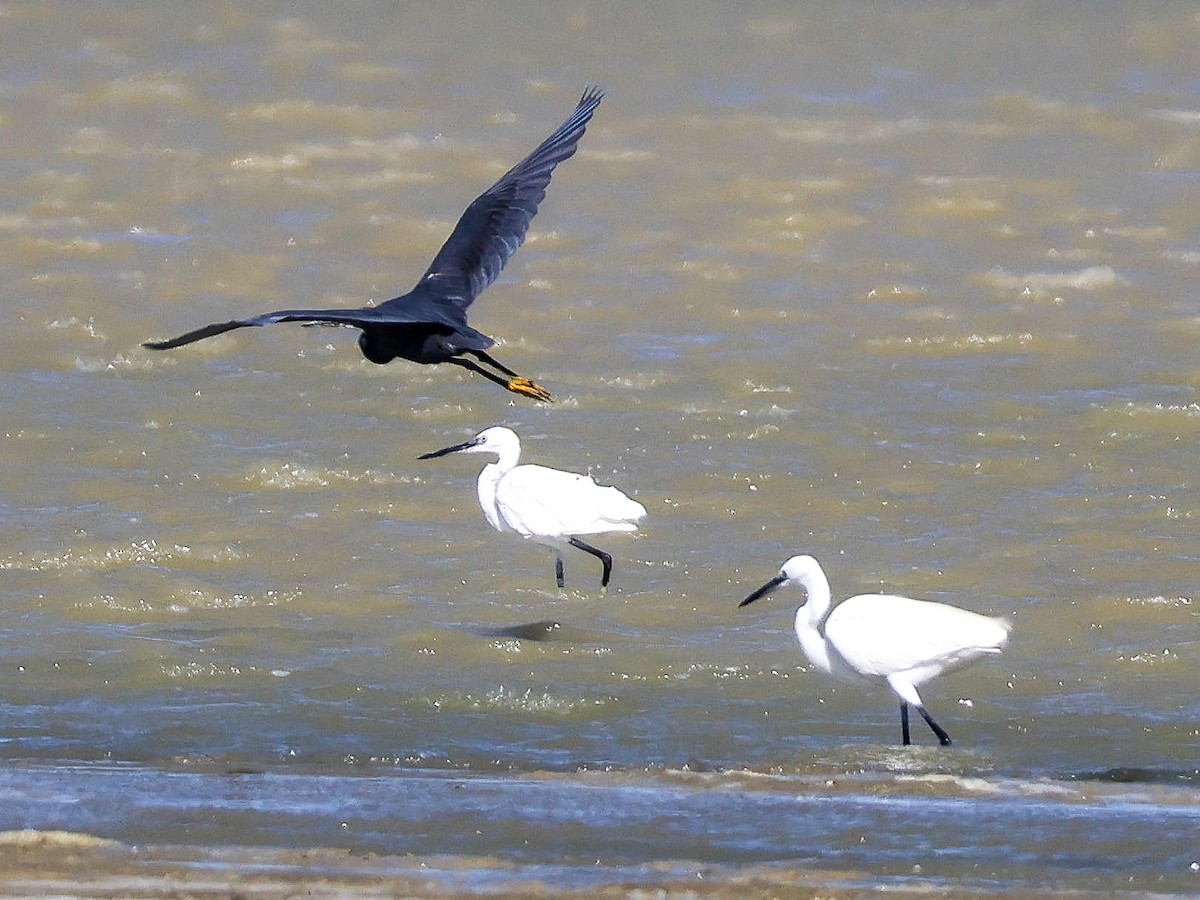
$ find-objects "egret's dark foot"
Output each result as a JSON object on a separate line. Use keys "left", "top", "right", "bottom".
{"left": 917, "top": 705, "right": 952, "bottom": 746}
{"left": 507, "top": 377, "right": 553, "bottom": 403}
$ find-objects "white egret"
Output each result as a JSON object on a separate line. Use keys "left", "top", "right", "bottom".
{"left": 739, "top": 554, "right": 1011, "bottom": 746}
{"left": 419, "top": 426, "right": 646, "bottom": 589}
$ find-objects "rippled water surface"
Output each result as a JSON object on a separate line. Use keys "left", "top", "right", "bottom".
{"left": 2, "top": 3, "right": 1200, "bottom": 895}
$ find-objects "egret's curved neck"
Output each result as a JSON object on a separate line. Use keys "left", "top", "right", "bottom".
{"left": 792, "top": 568, "right": 837, "bottom": 676}
{"left": 476, "top": 463, "right": 505, "bottom": 532}
{"left": 474, "top": 440, "right": 520, "bottom": 533}
{"left": 489, "top": 442, "right": 521, "bottom": 475}
{"left": 798, "top": 566, "right": 834, "bottom": 624}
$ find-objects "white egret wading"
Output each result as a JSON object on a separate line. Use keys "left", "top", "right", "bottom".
{"left": 739, "top": 555, "right": 1011, "bottom": 746}
{"left": 419, "top": 426, "right": 646, "bottom": 589}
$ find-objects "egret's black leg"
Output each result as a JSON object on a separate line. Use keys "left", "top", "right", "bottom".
{"left": 448, "top": 356, "right": 553, "bottom": 402}
{"left": 900, "top": 702, "right": 911, "bottom": 746}
{"left": 568, "top": 537, "right": 613, "bottom": 588}
{"left": 555, "top": 554, "right": 565, "bottom": 588}
{"left": 918, "top": 706, "right": 952, "bottom": 746}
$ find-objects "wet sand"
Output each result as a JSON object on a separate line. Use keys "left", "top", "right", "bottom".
{"left": 0, "top": 829, "right": 1148, "bottom": 899}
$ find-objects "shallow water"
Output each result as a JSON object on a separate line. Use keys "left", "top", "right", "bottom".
{"left": 2, "top": 2, "right": 1200, "bottom": 895}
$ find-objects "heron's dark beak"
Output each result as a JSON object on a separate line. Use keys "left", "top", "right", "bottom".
{"left": 738, "top": 573, "right": 787, "bottom": 608}
{"left": 418, "top": 436, "right": 482, "bottom": 460}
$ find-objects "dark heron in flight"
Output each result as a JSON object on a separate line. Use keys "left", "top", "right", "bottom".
{"left": 143, "top": 87, "right": 605, "bottom": 403}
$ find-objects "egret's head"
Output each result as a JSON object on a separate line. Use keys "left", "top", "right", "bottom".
{"left": 738, "top": 554, "right": 821, "bottom": 607}
{"left": 418, "top": 425, "right": 520, "bottom": 460}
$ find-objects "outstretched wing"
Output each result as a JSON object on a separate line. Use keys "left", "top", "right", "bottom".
{"left": 144, "top": 88, "right": 603, "bottom": 352}
{"left": 388, "top": 86, "right": 604, "bottom": 320}
{"left": 142, "top": 306, "right": 393, "bottom": 350}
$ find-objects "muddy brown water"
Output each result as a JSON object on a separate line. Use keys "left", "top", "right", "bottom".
{"left": 2, "top": 3, "right": 1199, "bottom": 895}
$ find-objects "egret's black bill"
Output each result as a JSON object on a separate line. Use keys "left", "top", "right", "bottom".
{"left": 418, "top": 437, "right": 482, "bottom": 460}
{"left": 739, "top": 574, "right": 787, "bottom": 608}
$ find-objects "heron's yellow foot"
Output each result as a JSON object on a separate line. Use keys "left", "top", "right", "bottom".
{"left": 508, "top": 377, "right": 554, "bottom": 403}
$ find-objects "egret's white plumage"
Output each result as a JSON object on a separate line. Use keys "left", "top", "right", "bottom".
{"left": 420, "top": 426, "right": 645, "bottom": 588}
{"left": 740, "top": 554, "right": 1011, "bottom": 746}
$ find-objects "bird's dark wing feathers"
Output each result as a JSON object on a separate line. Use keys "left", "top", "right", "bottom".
{"left": 143, "top": 88, "right": 602, "bottom": 352}
{"left": 142, "top": 307, "right": 397, "bottom": 349}
{"left": 393, "top": 86, "right": 604, "bottom": 316}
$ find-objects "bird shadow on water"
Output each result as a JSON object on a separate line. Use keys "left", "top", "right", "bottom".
{"left": 474, "top": 619, "right": 602, "bottom": 644}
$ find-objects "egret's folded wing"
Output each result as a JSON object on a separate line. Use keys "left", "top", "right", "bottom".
{"left": 825, "top": 595, "right": 1010, "bottom": 678}
{"left": 495, "top": 463, "right": 642, "bottom": 537}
